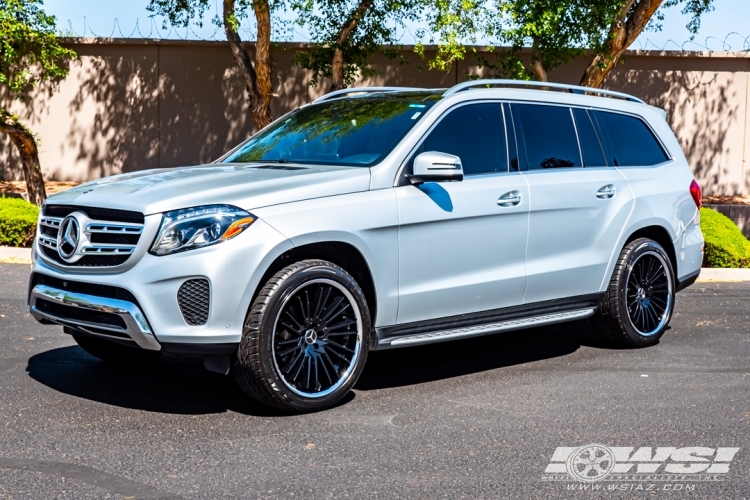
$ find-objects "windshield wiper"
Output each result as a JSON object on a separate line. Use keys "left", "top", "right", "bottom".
{"left": 254, "top": 158, "right": 288, "bottom": 163}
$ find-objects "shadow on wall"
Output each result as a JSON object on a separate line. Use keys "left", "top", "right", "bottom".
{"left": 604, "top": 57, "right": 743, "bottom": 196}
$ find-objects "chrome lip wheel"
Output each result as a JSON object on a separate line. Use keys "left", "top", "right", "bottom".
{"left": 272, "top": 278, "right": 363, "bottom": 398}
{"left": 625, "top": 250, "right": 672, "bottom": 336}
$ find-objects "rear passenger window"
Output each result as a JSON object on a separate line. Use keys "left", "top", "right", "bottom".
{"left": 592, "top": 111, "right": 670, "bottom": 167}
{"left": 414, "top": 103, "right": 507, "bottom": 176}
{"left": 573, "top": 108, "right": 607, "bottom": 167}
{"left": 512, "top": 104, "right": 581, "bottom": 169}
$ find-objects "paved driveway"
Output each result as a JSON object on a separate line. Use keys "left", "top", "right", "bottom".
{"left": 1, "top": 263, "right": 749, "bottom": 499}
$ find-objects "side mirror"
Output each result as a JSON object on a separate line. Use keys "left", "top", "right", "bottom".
{"left": 408, "top": 151, "right": 464, "bottom": 185}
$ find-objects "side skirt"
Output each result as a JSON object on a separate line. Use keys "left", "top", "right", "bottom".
{"left": 374, "top": 293, "right": 602, "bottom": 350}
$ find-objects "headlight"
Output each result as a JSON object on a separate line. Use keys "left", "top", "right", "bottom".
{"left": 150, "top": 205, "right": 255, "bottom": 256}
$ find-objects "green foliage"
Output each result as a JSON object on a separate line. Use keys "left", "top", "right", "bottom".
{"left": 291, "top": 0, "right": 420, "bottom": 87}
{"left": 700, "top": 207, "right": 750, "bottom": 269}
{"left": 419, "top": 0, "right": 714, "bottom": 80}
{"left": 0, "top": 196, "right": 38, "bottom": 247}
{"left": 0, "top": 0, "right": 76, "bottom": 98}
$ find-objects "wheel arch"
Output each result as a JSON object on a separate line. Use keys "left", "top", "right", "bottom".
{"left": 250, "top": 241, "right": 378, "bottom": 328}
{"left": 623, "top": 225, "right": 677, "bottom": 275}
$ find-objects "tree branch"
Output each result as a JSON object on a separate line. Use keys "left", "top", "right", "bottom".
{"left": 330, "top": 0, "right": 373, "bottom": 91}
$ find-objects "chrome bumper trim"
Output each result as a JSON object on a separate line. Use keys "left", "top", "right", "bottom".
{"left": 29, "top": 284, "right": 161, "bottom": 351}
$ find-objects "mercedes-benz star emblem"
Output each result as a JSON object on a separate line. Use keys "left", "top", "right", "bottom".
{"left": 57, "top": 216, "right": 80, "bottom": 260}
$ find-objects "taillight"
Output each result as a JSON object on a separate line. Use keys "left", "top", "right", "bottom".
{"left": 689, "top": 179, "right": 702, "bottom": 210}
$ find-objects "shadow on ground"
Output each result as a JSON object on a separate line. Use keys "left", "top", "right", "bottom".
{"left": 26, "top": 319, "right": 629, "bottom": 415}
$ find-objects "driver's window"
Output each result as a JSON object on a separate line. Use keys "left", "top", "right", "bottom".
{"left": 409, "top": 103, "right": 508, "bottom": 177}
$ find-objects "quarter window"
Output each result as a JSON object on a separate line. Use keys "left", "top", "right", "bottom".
{"left": 411, "top": 103, "right": 507, "bottom": 176}
{"left": 512, "top": 104, "right": 582, "bottom": 170}
{"left": 592, "top": 110, "right": 669, "bottom": 167}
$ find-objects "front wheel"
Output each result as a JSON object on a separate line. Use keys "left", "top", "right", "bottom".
{"left": 591, "top": 238, "right": 675, "bottom": 347}
{"left": 233, "top": 260, "right": 371, "bottom": 413}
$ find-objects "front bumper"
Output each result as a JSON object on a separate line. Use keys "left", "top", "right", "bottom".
{"left": 29, "top": 218, "right": 293, "bottom": 348}
{"left": 29, "top": 284, "right": 161, "bottom": 350}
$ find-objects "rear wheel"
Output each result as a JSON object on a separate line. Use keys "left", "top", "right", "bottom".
{"left": 591, "top": 238, "right": 675, "bottom": 347}
{"left": 233, "top": 260, "right": 370, "bottom": 413}
{"left": 73, "top": 335, "right": 162, "bottom": 363}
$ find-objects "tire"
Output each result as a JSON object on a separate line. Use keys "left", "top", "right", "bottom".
{"left": 591, "top": 238, "right": 676, "bottom": 347}
{"left": 73, "top": 335, "right": 162, "bottom": 363}
{"left": 233, "top": 259, "right": 371, "bottom": 413}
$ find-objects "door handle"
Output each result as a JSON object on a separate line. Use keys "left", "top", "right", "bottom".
{"left": 498, "top": 190, "right": 522, "bottom": 207}
{"left": 596, "top": 184, "right": 616, "bottom": 199}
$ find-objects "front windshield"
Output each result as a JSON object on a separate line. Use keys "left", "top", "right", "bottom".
{"left": 223, "top": 93, "right": 438, "bottom": 167}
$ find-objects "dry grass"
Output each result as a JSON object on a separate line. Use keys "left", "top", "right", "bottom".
{"left": 703, "top": 195, "right": 750, "bottom": 206}
{"left": 0, "top": 181, "right": 80, "bottom": 195}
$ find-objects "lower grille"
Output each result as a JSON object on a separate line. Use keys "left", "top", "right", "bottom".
{"left": 177, "top": 279, "right": 210, "bottom": 326}
{"left": 30, "top": 273, "right": 139, "bottom": 304}
{"left": 35, "top": 298, "right": 127, "bottom": 330}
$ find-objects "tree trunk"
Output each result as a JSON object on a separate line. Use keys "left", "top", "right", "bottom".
{"left": 223, "top": 0, "right": 273, "bottom": 130}
{"left": 0, "top": 113, "right": 46, "bottom": 205}
{"left": 529, "top": 37, "right": 548, "bottom": 82}
{"left": 330, "top": 0, "right": 373, "bottom": 92}
{"left": 580, "top": 0, "right": 663, "bottom": 88}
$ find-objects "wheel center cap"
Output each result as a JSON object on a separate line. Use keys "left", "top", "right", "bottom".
{"left": 636, "top": 286, "right": 645, "bottom": 299}
{"left": 304, "top": 329, "right": 318, "bottom": 344}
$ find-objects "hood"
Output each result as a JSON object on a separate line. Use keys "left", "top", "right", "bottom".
{"left": 46, "top": 163, "right": 372, "bottom": 215}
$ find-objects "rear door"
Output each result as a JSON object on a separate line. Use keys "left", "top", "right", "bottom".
{"left": 510, "top": 103, "right": 634, "bottom": 304}
{"left": 395, "top": 102, "right": 530, "bottom": 324}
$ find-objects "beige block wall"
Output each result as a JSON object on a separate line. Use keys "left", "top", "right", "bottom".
{"left": 1, "top": 39, "right": 749, "bottom": 195}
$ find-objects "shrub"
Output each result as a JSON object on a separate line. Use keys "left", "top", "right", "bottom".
{"left": 0, "top": 196, "right": 39, "bottom": 247}
{"left": 700, "top": 207, "right": 750, "bottom": 268}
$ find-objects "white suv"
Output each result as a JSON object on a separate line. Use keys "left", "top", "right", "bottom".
{"left": 28, "top": 80, "right": 704, "bottom": 412}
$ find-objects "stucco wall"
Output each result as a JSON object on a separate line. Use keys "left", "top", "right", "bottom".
{"left": 1, "top": 39, "right": 748, "bottom": 195}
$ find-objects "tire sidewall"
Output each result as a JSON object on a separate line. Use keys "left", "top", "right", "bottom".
{"left": 617, "top": 239, "right": 675, "bottom": 346}
{"left": 250, "top": 262, "right": 371, "bottom": 412}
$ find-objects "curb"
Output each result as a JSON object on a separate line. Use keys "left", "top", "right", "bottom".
{"left": 0, "top": 246, "right": 31, "bottom": 264}
{"left": 696, "top": 268, "right": 750, "bottom": 282}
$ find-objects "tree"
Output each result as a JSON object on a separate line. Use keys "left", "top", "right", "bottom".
{"left": 148, "top": 0, "right": 277, "bottom": 130}
{"left": 420, "top": 0, "right": 713, "bottom": 88}
{"left": 291, "top": 0, "right": 419, "bottom": 91}
{"left": 0, "top": 0, "right": 75, "bottom": 205}
{"left": 580, "top": 0, "right": 713, "bottom": 87}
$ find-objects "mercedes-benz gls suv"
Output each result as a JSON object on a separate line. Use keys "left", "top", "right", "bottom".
{"left": 28, "top": 80, "right": 704, "bottom": 412}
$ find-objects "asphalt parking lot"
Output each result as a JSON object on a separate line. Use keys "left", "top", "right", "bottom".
{"left": 1, "top": 262, "right": 749, "bottom": 499}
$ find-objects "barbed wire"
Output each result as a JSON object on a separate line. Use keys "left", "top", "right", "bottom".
{"left": 634, "top": 32, "right": 750, "bottom": 52}
{"left": 61, "top": 15, "right": 750, "bottom": 53}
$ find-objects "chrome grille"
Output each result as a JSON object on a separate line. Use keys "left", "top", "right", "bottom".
{"left": 37, "top": 205, "right": 145, "bottom": 267}
{"left": 177, "top": 279, "right": 210, "bottom": 326}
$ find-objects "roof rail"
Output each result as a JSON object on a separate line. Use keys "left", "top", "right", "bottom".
{"left": 311, "top": 87, "right": 427, "bottom": 104}
{"left": 443, "top": 79, "right": 645, "bottom": 104}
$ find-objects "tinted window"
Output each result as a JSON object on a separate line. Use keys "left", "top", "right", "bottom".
{"left": 223, "top": 95, "right": 437, "bottom": 167}
{"left": 412, "top": 103, "right": 507, "bottom": 176}
{"left": 573, "top": 108, "right": 607, "bottom": 167}
{"left": 513, "top": 104, "right": 581, "bottom": 169}
{"left": 592, "top": 111, "right": 669, "bottom": 167}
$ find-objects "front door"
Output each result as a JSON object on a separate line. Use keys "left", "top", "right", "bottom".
{"left": 396, "top": 102, "right": 530, "bottom": 324}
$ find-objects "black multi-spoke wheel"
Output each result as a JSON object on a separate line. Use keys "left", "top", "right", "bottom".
{"left": 234, "top": 260, "right": 371, "bottom": 412}
{"left": 626, "top": 252, "right": 672, "bottom": 335}
{"left": 272, "top": 279, "right": 362, "bottom": 397}
{"left": 591, "top": 238, "right": 675, "bottom": 347}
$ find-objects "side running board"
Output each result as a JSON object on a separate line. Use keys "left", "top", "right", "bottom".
{"left": 381, "top": 308, "right": 595, "bottom": 348}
